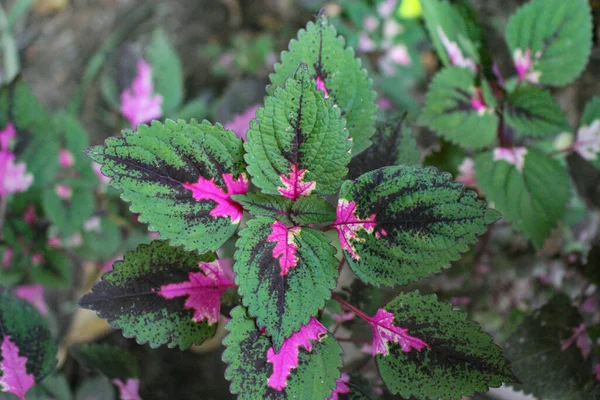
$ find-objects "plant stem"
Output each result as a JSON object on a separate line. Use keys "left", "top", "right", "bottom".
{"left": 331, "top": 294, "right": 372, "bottom": 323}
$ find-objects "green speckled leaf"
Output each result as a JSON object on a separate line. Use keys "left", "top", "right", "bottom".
{"left": 268, "top": 15, "right": 376, "bottom": 154}
{"left": 504, "top": 295, "right": 597, "bottom": 399}
{"left": 0, "top": 290, "right": 57, "bottom": 391}
{"left": 505, "top": 0, "right": 592, "bottom": 87}
{"left": 70, "top": 344, "right": 138, "bottom": 379}
{"left": 231, "top": 193, "right": 292, "bottom": 223}
{"left": 86, "top": 119, "right": 247, "bottom": 253}
{"left": 246, "top": 65, "right": 351, "bottom": 200}
{"left": 418, "top": 67, "right": 498, "bottom": 150}
{"left": 222, "top": 306, "right": 342, "bottom": 400}
{"left": 377, "top": 291, "right": 515, "bottom": 399}
{"left": 234, "top": 217, "right": 338, "bottom": 351}
{"left": 505, "top": 86, "right": 570, "bottom": 138}
{"left": 474, "top": 149, "right": 570, "bottom": 249}
{"left": 78, "top": 241, "right": 220, "bottom": 349}
{"left": 335, "top": 165, "right": 498, "bottom": 287}
{"left": 290, "top": 196, "right": 336, "bottom": 226}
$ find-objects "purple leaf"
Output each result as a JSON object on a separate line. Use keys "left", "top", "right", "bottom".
{"left": 0, "top": 336, "right": 35, "bottom": 400}
{"left": 277, "top": 165, "right": 316, "bottom": 200}
{"left": 266, "top": 317, "right": 327, "bottom": 390}
{"left": 158, "top": 260, "right": 236, "bottom": 325}
{"left": 113, "top": 378, "right": 143, "bottom": 400}
{"left": 266, "top": 220, "right": 301, "bottom": 276}
{"left": 224, "top": 104, "right": 260, "bottom": 141}
{"left": 333, "top": 199, "right": 385, "bottom": 260}
{"left": 182, "top": 173, "right": 249, "bottom": 223}
{"left": 327, "top": 372, "right": 350, "bottom": 400}
{"left": 120, "top": 59, "right": 163, "bottom": 129}
{"left": 368, "top": 308, "right": 429, "bottom": 356}
{"left": 13, "top": 285, "right": 48, "bottom": 316}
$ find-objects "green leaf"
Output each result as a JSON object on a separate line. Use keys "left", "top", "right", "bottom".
{"left": 77, "top": 217, "right": 123, "bottom": 261}
{"left": 75, "top": 376, "right": 115, "bottom": 400}
{"left": 234, "top": 217, "right": 338, "bottom": 351}
{"left": 222, "top": 306, "right": 342, "bottom": 400}
{"left": 41, "top": 186, "right": 95, "bottom": 237}
{"left": 70, "top": 344, "right": 138, "bottom": 379}
{"left": 290, "top": 196, "right": 336, "bottom": 226}
{"left": 336, "top": 165, "right": 498, "bottom": 287}
{"left": 86, "top": 119, "right": 247, "bottom": 254}
{"left": 505, "top": 86, "right": 570, "bottom": 138}
{"left": 268, "top": 15, "right": 376, "bottom": 154}
{"left": 246, "top": 64, "right": 351, "bottom": 199}
{"left": 420, "top": 0, "right": 482, "bottom": 69}
{"left": 0, "top": 290, "right": 57, "bottom": 389}
{"left": 78, "top": 241, "right": 219, "bottom": 349}
{"left": 30, "top": 251, "right": 73, "bottom": 289}
{"left": 231, "top": 193, "right": 292, "bottom": 223}
{"left": 505, "top": 0, "right": 592, "bottom": 86}
{"left": 474, "top": 149, "right": 570, "bottom": 248}
{"left": 348, "top": 120, "right": 421, "bottom": 179}
{"left": 418, "top": 67, "right": 498, "bottom": 150}
{"left": 581, "top": 96, "right": 600, "bottom": 126}
{"left": 377, "top": 291, "right": 515, "bottom": 399}
{"left": 146, "top": 29, "right": 184, "bottom": 114}
{"left": 504, "top": 295, "right": 597, "bottom": 399}
{"left": 26, "top": 374, "right": 72, "bottom": 400}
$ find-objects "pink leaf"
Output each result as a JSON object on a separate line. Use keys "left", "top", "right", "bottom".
{"left": 0, "top": 336, "right": 35, "bottom": 400}
{"left": 368, "top": 308, "right": 429, "bottom": 356}
{"left": 493, "top": 147, "right": 527, "bottom": 172}
{"left": 120, "top": 59, "right": 163, "bottom": 129}
{"left": 574, "top": 120, "right": 600, "bottom": 161}
{"left": 182, "top": 173, "right": 248, "bottom": 223}
{"left": 224, "top": 105, "right": 260, "bottom": 141}
{"left": 113, "top": 378, "right": 143, "bottom": 400}
{"left": 315, "top": 76, "right": 330, "bottom": 99}
{"left": 267, "top": 221, "right": 301, "bottom": 276}
{"left": 58, "top": 148, "right": 75, "bottom": 168}
{"left": 327, "top": 373, "right": 350, "bottom": 400}
{"left": 158, "top": 260, "right": 235, "bottom": 325}
{"left": 266, "top": 317, "right": 327, "bottom": 390}
{"left": 513, "top": 49, "right": 541, "bottom": 84}
{"left": 2, "top": 248, "right": 12, "bottom": 270}
{"left": 13, "top": 285, "right": 48, "bottom": 316}
{"left": 437, "top": 27, "right": 476, "bottom": 72}
{"left": 0, "top": 152, "right": 33, "bottom": 197}
{"left": 333, "top": 200, "right": 381, "bottom": 260}
{"left": 0, "top": 123, "right": 16, "bottom": 151}
{"left": 23, "top": 205, "right": 37, "bottom": 226}
{"left": 277, "top": 165, "right": 316, "bottom": 200}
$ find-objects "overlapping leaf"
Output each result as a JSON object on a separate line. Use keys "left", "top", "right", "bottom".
{"left": 86, "top": 119, "right": 247, "bottom": 253}
{"left": 268, "top": 15, "right": 376, "bottom": 154}
{"left": 246, "top": 65, "right": 351, "bottom": 200}
{"left": 475, "top": 149, "right": 570, "bottom": 248}
{"left": 222, "top": 306, "right": 342, "bottom": 400}
{"left": 335, "top": 165, "right": 498, "bottom": 287}
{"left": 505, "top": 0, "right": 592, "bottom": 86}
{"left": 418, "top": 67, "right": 498, "bottom": 149}
{"left": 376, "top": 291, "right": 515, "bottom": 399}
{"left": 78, "top": 241, "right": 229, "bottom": 349}
{"left": 504, "top": 86, "right": 570, "bottom": 138}
{"left": 504, "top": 295, "right": 597, "bottom": 399}
{"left": 234, "top": 217, "right": 338, "bottom": 351}
{"left": 420, "top": 0, "right": 482, "bottom": 70}
{"left": 0, "top": 290, "right": 57, "bottom": 399}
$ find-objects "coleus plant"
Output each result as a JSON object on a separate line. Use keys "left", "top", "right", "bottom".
{"left": 418, "top": 0, "right": 595, "bottom": 249}
{"left": 79, "top": 12, "right": 515, "bottom": 399}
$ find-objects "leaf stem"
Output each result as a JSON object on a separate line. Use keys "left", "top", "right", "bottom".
{"left": 331, "top": 294, "right": 372, "bottom": 323}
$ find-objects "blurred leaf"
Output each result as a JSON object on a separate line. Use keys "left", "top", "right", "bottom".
{"left": 71, "top": 344, "right": 138, "bottom": 380}
{"left": 146, "top": 29, "right": 183, "bottom": 114}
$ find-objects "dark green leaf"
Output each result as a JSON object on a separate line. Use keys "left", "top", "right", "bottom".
{"left": 75, "top": 376, "right": 115, "bottom": 400}
{"left": 377, "top": 291, "right": 515, "bottom": 399}
{"left": 70, "top": 344, "right": 138, "bottom": 379}
{"left": 234, "top": 217, "right": 338, "bottom": 351}
{"left": 268, "top": 15, "right": 376, "bottom": 154}
{"left": 86, "top": 119, "right": 247, "bottom": 253}
{"left": 336, "top": 165, "right": 498, "bottom": 286}
{"left": 291, "top": 196, "right": 336, "bottom": 226}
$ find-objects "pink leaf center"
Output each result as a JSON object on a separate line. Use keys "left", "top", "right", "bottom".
{"left": 470, "top": 87, "right": 488, "bottom": 115}
{"left": 277, "top": 165, "right": 316, "bottom": 200}
{"left": 513, "top": 48, "right": 541, "bottom": 83}
{"left": 120, "top": 59, "right": 163, "bottom": 129}
{"left": 437, "top": 27, "right": 476, "bottom": 72}
{"left": 182, "top": 173, "right": 248, "bottom": 223}
{"left": 267, "top": 221, "right": 301, "bottom": 276}
{"left": 0, "top": 336, "right": 35, "bottom": 400}
{"left": 333, "top": 200, "right": 382, "bottom": 260}
{"left": 266, "top": 317, "right": 327, "bottom": 391}
{"left": 367, "top": 308, "right": 429, "bottom": 356}
{"left": 316, "top": 75, "right": 329, "bottom": 99}
{"left": 327, "top": 373, "right": 350, "bottom": 400}
{"left": 493, "top": 147, "right": 527, "bottom": 173}
{"left": 158, "top": 260, "right": 235, "bottom": 325}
